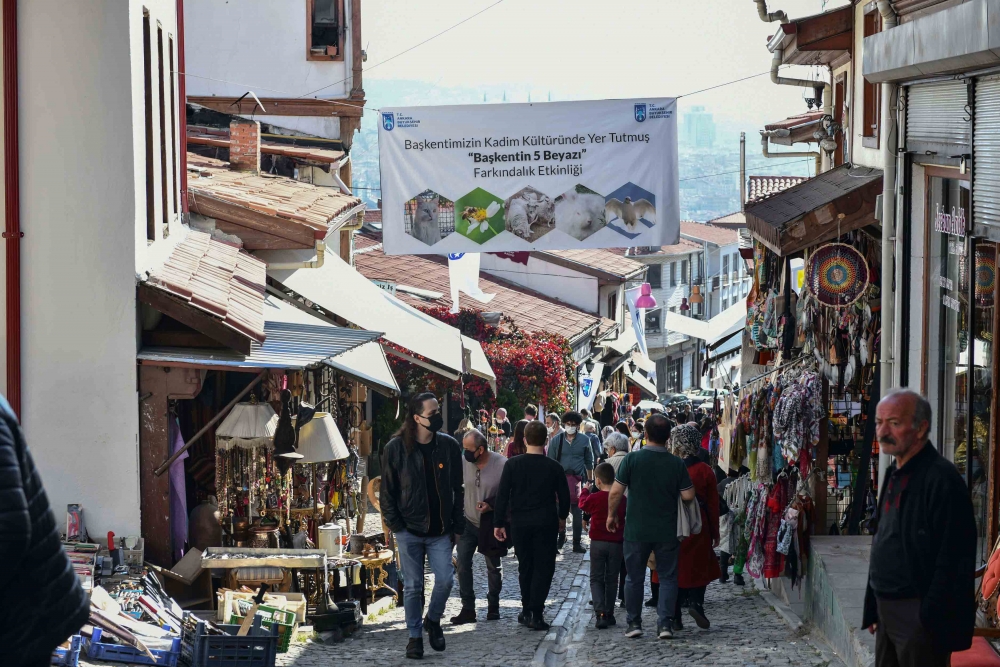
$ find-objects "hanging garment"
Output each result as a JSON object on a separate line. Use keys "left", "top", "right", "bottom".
{"left": 169, "top": 417, "right": 189, "bottom": 562}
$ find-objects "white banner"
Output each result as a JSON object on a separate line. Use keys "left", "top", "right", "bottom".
{"left": 578, "top": 362, "right": 605, "bottom": 412}
{"left": 625, "top": 286, "right": 655, "bottom": 384}
{"left": 378, "top": 98, "right": 679, "bottom": 255}
{"left": 447, "top": 252, "right": 495, "bottom": 314}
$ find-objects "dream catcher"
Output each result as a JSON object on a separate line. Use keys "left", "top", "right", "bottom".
{"left": 806, "top": 243, "right": 870, "bottom": 308}
{"left": 976, "top": 244, "right": 996, "bottom": 308}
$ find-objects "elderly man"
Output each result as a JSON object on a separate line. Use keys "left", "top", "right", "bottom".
{"left": 862, "top": 388, "right": 976, "bottom": 667}
{"left": 452, "top": 429, "right": 507, "bottom": 624}
{"left": 495, "top": 407, "right": 513, "bottom": 438}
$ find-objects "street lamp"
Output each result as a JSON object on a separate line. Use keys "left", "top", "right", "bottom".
{"left": 585, "top": 359, "right": 595, "bottom": 374}
{"left": 628, "top": 359, "right": 637, "bottom": 374}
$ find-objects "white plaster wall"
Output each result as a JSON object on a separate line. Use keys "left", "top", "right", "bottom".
{"left": 185, "top": 0, "right": 353, "bottom": 100}
{"left": 479, "top": 253, "right": 599, "bottom": 313}
{"left": 851, "top": 3, "right": 882, "bottom": 170}
{"left": 16, "top": 0, "right": 178, "bottom": 538}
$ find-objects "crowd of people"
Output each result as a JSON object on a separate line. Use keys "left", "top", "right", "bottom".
{"left": 380, "top": 393, "right": 735, "bottom": 659}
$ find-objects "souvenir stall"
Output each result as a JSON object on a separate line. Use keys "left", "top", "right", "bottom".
{"left": 733, "top": 173, "right": 884, "bottom": 584}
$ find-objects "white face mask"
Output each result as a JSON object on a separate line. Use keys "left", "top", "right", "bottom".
{"left": 565, "top": 426, "right": 578, "bottom": 435}
{"left": 631, "top": 431, "right": 641, "bottom": 438}
{"left": 546, "top": 426, "right": 555, "bottom": 434}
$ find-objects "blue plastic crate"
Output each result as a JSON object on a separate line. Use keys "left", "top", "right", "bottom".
{"left": 52, "top": 635, "right": 81, "bottom": 667}
{"left": 87, "top": 628, "right": 181, "bottom": 666}
{"left": 180, "top": 613, "right": 277, "bottom": 667}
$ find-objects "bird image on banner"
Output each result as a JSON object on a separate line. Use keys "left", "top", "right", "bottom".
{"left": 606, "top": 196, "right": 656, "bottom": 231}
{"left": 448, "top": 253, "right": 495, "bottom": 314}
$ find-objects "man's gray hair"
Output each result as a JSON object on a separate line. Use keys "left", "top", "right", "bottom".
{"left": 882, "top": 387, "right": 932, "bottom": 428}
{"left": 605, "top": 432, "right": 630, "bottom": 453}
{"left": 464, "top": 428, "right": 488, "bottom": 449}
{"left": 583, "top": 421, "right": 597, "bottom": 433}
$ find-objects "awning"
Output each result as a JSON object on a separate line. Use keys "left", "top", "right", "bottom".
{"left": 463, "top": 335, "right": 497, "bottom": 395}
{"left": 664, "top": 302, "right": 747, "bottom": 345}
{"left": 632, "top": 351, "right": 655, "bottom": 374}
{"left": 259, "top": 249, "right": 466, "bottom": 378}
{"left": 603, "top": 326, "right": 638, "bottom": 356}
{"left": 137, "top": 296, "right": 386, "bottom": 378}
{"left": 626, "top": 367, "right": 658, "bottom": 399}
{"left": 744, "top": 165, "right": 883, "bottom": 257}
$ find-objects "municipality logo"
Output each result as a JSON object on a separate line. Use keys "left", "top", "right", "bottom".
{"left": 382, "top": 112, "right": 395, "bottom": 131}
{"left": 448, "top": 253, "right": 465, "bottom": 260}
{"left": 634, "top": 103, "right": 647, "bottom": 123}
{"left": 581, "top": 377, "right": 594, "bottom": 398}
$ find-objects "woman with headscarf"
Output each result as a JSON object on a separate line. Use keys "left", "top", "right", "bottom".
{"left": 504, "top": 419, "right": 529, "bottom": 458}
{"left": 669, "top": 422, "right": 721, "bottom": 630}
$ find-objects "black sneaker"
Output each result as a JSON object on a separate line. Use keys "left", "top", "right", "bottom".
{"left": 449, "top": 607, "right": 476, "bottom": 625}
{"left": 734, "top": 574, "right": 745, "bottom": 586}
{"left": 557, "top": 532, "right": 567, "bottom": 549}
{"left": 528, "top": 611, "right": 550, "bottom": 631}
{"left": 487, "top": 605, "right": 500, "bottom": 621}
{"left": 517, "top": 610, "right": 530, "bottom": 626}
{"left": 657, "top": 624, "right": 674, "bottom": 639}
{"left": 572, "top": 543, "right": 586, "bottom": 554}
{"left": 671, "top": 616, "right": 684, "bottom": 631}
{"left": 423, "top": 616, "right": 446, "bottom": 651}
{"left": 607, "top": 612, "right": 617, "bottom": 627}
{"left": 644, "top": 596, "right": 658, "bottom": 608}
{"left": 688, "top": 604, "right": 710, "bottom": 629}
{"left": 406, "top": 637, "right": 424, "bottom": 659}
{"left": 595, "top": 613, "right": 608, "bottom": 630}
{"left": 625, "top": 621, "right": 643, "bottom": 638}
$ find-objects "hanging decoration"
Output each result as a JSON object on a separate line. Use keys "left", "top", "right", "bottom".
{"left": 806, "top": 242, "right": 869, "bottom": 308}
{"left": 976, "top": 244, "right": 997, "bottom": 308}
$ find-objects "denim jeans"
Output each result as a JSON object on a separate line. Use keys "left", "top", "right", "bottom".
{"left": 455, "top": 525, "right": 502, "bottom": 608}
{"left": 589, "top": 539, "right": 624, "bottom": 614}
{"left": 395, "top": 530, "right": 455, "bottom": 638}
{"left": 622, "top": 539, "right": 679, "bottom": 628}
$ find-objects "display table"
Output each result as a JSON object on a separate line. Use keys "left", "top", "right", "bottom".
{"left": 202, "top": 547, "right": 330, "bottom": 612}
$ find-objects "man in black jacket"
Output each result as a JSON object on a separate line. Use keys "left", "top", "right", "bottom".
{"left": 0, "top": 394, "right": 88, "bottom": 667}
{"left": 381, "top": 392, "right": 464, "bottom": 660}
{"left": 863, "top": 388, "right": 976, "bottom": 667}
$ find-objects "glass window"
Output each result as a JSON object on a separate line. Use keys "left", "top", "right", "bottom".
{"left": 723, "top": 254, "right": 730, "bottom": 276}
{"left": 681, "top": 260, "right": 689, "bottom": 284}
{"left": 670, "top": 262, "right": 677, "bottom": 287}
{"left": 645, "top": 309, "right": 661, "bottom": 332}
{"left": 647, "top": 264, "right": 662, "bottom": 289}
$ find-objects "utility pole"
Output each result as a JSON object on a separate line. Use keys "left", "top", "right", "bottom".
{"left": 739, "top": 132, "right": 746, "bottom": 211}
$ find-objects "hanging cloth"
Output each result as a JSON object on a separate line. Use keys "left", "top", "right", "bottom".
{"left": 169, "top": 417, "right": 189, "bottom": 562}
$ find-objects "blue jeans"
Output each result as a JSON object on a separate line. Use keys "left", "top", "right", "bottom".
{"left": 395, "top": 530, "right": 455, "bottom": 638}
{"left": 623, "top": 539, "right": 679, "bottom": 628}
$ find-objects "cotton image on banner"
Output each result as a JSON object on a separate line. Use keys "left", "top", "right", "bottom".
{"left": 378, "top": 98, "right": 679, "bottom": 255}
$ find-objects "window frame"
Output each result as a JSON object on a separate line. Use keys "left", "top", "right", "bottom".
{"left": 862, "top": 4, "right": 882, "bottom": 149}
{"left": 306, "top": 0, "right": 347, "bottom": 62}
{"left": 647, "top": 263, "right": 662, "bottom": 289}
{"left": 670, "top": 262, "right": 677, "bottom": 287}
{"left": 681, "top": 259, "right": 689, "bottom": 285}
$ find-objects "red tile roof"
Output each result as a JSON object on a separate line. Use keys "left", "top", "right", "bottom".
{"left": 352, "top": 234, "right": 612, "bottom": 343}
{"left": 187, "top": 153, "right": 363, "bottom": 231}
{"left": 187, "top": 125, "right": 347, "bottom": 164}
{"left": 763, "top": 111, "right": 825, "bottom": 132}
{"left": 707, "top": 210, "right": 746, "bottom": 227}
{"left": 145, "top": 230, "right": 267, "bottom": 342}
{"left": 537, "top": 248, "right": 647, "bottom": 280}
{"left": 628, "top": 238, "right": 703, "bottom": 257}
{"left": 679, "top": 220, "right": 739, "bottom": 246}
{"left": 747, "top": 175, "right": 809, "bottom": 203}
{"left": 364, "top": 208, "right": 382, "bottom": 224}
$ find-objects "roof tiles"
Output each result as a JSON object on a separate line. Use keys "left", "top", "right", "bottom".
{"left": 747, "top": 175, "right": 809, "bottom": 203}
{"left": 539, "top": 248, "right": 647, "bottom": 279}
{"left": 187, "top": 125, "right": 347, "bottom": 165}
{"left": 679, "top": 220, "right": 740, "bottom": 246}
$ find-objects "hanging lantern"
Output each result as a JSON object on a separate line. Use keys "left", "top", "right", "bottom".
{"left": 689, "top": 284, "right": 704, "bottom": 305}
{"left": 680, "top": 297, "right": 690, "bottom": 311}
{"left": 635, "top": 283, "right": 657, "bottom": 309}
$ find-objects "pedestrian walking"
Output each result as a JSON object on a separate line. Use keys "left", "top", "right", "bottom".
{"left": 381, "top": 392, "right": 465, "bottom": 660}
{"left": 493, "top": 420, "right": 571, "bottom": 631}
{"left": 583, "top": 420, "right": 604, "bottom": 463}
{"left": 862, "top": 388, "right": 976, "bottom": 667}
{"left": 544, "top": 411, "right": 562, "bottom": 445}
{"left": 0, "top": 394, "right": 88, "bottom": 667}
{"left": 669, "top": 423, "right": 720, "bottom": 630}
{"left": 452, "top": 429, "right": 507, "bottom": 624}
{"left": 604, "top": 430, "right": 632, "bottom": 606}
{"left": 580, "top": 463, "right": 626, "bottom": 629}
{"left": 608, "top": 414, "right": 695, "bottom": 640}
{"left": 547, "top": 411, "right": 595, "bottom": 553}
{"left": 504, "top": 419, "right": 529, "bottom": 458}
{"left": 524, "top": 404, "right": 538, "bottom": 421}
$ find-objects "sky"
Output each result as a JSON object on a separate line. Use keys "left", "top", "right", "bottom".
{"left": 359, "top": 0, "right": 847, "bottom": 128}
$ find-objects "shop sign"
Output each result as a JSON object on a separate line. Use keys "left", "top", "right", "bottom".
{"left": 934, "top": 203, "right": 967, "bottom": 237}
{"left": 378, "top": 98, "right": 679, "bottom": 254}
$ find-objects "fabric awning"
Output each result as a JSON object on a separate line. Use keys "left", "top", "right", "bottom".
{"left": 603, "top": 326, "right": 638, "bottom": 356}
{"left": 138, "top": 296, "right": 382, "bottom": 370}
{"left": 463, "top": 336, "right": 497, "bottom": 395}
{"left": 626, "top": 367, "right": 658, "bottom": 399}
{"left": 664, "top": 302, "right": 747, "bottom": 345}
{"left": 259, "top": 249, "right": 466, "bottom": 378}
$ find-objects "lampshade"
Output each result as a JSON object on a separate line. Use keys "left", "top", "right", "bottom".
{"left": 635, "top": 283, "right": 657, "bottom": 309}
{"left": 689, "top": 285, "right": 704, "bottom": 305}
{"left": 680, "top": 298, "right": 690, "bottom": 311}
{"left": 295, "top": 413, "right": 349, "bottom": 463}
{"left": 215, "top": 402, "right": 277, "bottom": 450}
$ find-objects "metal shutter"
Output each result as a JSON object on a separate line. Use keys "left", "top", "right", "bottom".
{"left": 975, "top": 76, "right": 1000, "bottom": 239}
{"left": 907, "top": 80, "right": 970, "bottom": 157}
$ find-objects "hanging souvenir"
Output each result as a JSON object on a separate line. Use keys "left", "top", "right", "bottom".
{"left": 806, "top": 243, "right": 870, "bottom": 308}
{"left": 976, "top": 244, "right": 996, "bottom": 307}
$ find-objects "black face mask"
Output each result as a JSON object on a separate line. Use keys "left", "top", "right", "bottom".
{"left": 422, "top": 413, "right": 444, "bottom": 434}
{"left": 463, "top": 447, "right": 481, "bottom": 463}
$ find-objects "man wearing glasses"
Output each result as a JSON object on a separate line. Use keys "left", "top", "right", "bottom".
{"left": 451, "top": 429, "right": 507, "bottom": 624}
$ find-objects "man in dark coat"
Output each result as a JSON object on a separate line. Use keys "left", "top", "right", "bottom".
{"left": 862, "top": 388, "right": 976, "bottom": 667}
{"left": 0, "top": 394, "right": 88, "bottom": 666}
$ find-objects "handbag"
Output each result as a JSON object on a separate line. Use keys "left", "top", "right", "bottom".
{"left": 677, "top": 495, "right": 703, "bottom": 539}
{"left": 477, "top": 495, "right": 509, "bottom": 558}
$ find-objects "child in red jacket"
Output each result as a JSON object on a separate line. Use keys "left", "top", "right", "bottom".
{"left": 579, "top": 462, "right": 626, "bottom": 629}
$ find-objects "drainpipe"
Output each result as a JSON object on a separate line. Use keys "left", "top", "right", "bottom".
{"left": 760, "top": 132, "right": 822, "bottom": 176}
{"left": 754, "top": 0, "right": 787, "bottom": 23}
{"left": 177, "top": 0, "right": 188, "bottom": 213}
{"left": 740, "top": 132, "right": 746, "bottom": 210}
{"left": 267, "top": 232, "right": 327, "bottom": 270}
{"left": 876, "top": 0, "right": 898, "bottom": 488}
{"left": 4, "top": 0, "right": 21, "bottom": 416}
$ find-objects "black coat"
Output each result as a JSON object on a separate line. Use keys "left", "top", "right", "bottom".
{"left": 861, "top": 443, "right": 976, "bottom": 654}
{"left": 381, "top": 432, "right": 465, "bottom": 536}
{"left": 0, "top": 395, "right": 88, "bottom": 663}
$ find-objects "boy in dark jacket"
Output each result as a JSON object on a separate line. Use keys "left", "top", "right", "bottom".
{"left": 580, "top": 462, "right": 626, "bottom": 629}
{"left": 0, "top": 395, "right": 88, "bottom": 666}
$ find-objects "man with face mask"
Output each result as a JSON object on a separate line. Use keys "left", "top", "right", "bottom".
{"left": 548, "top": 411, "right": 595, "bottom": 553}
{"left": 451, "top": 429, "right": 507, "bottom": 624}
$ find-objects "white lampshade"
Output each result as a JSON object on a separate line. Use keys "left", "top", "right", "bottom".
{"left": 215, "top": 402, "right": 277, "bottom": 450}
{"left": 296, "top": 413, "right": 349, "bottom": 463}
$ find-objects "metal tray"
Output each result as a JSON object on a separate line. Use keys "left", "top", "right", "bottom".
{"left": 201, "top": 547, "right": 327, "bottom": 569}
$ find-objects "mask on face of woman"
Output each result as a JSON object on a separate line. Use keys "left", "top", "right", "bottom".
{"left": 631, "top": 431, "right": 641, "bottom": 438}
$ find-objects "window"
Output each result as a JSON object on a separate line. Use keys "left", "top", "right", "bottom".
{"left": 696, "top": 253, "right": 704, "bottom": 283}
{"left": 670, "top": 262, "right": 677, "bottom": 287}
{"left": 307, "top": 0, "right": 345, "bottom": 60}
{"left": 722, "top": 293, "right": 728, "bottom": 310}
{"left": 834, "top": 76, "right": 846, "bottom": 167}
{"left": 645, "top": 309, "right": 661, "bottom": 333}
{"left": 722, "top": 254, "right": 729, "bottom": 277}
{"left": 647, "top": 264, "right": 662, "bottom": 289}
{"left": 655, "top": 358, "right": 667, "bottom": 393}
{"left": 157, "top": 26, "right": 169, "bottom": 238}
{"left": 733, "top": 253, "right": 741, "bottom": 276}
{"left": 143, "top": 10, "right": 154, "bottom": 241}
{"left": 862, "top": 8, "right": 882, "bottom": 148}
{"left": 607, "top": 291, "right": 618, "bottom": 321}
{"left": 681, "top": 260, "right": 689, "bottom": 285}
{"left": 666, "top": 358, "right": 683, "bottom": 393}
{"left": 168, "top": 35, "right": 178, "bottom": 215}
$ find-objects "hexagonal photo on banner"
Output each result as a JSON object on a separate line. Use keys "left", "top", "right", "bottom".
{"left": 554, "top": 184, "right": 607, "bottom": 241}
{"left": 404, "top": 190, "right": 455, "bottom": 247}
{"left": 504, "top": 186, "right": 556, "bottom": 243}
{"left": 604, "top": 183, "right": 656, "bottom": 241}
{"left": 455, "top": 188, "right": 505, "bottom": 245}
